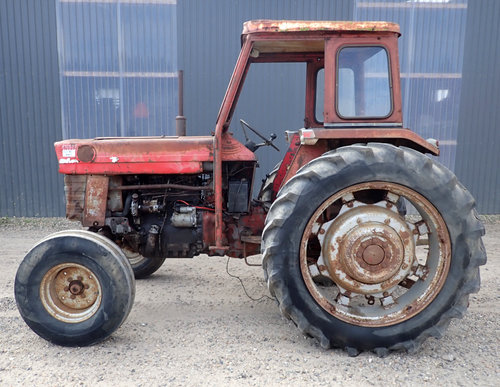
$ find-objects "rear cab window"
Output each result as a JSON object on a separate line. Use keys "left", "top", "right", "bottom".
{"left": 336, "top": 46, "right": 392, "bottom": 119}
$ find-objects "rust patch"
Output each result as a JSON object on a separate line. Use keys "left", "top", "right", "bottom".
{"left": 243, "top": 20, "right": 400, "bottom": 35}
{"left": 83, "top": 175, "right": 109, "bottom": 227}
{"left": 64, "top": 175, "right": 87, "bottom": 222}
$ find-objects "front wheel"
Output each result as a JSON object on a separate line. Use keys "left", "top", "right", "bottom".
{"left": 262, "top": 143, "right": 486, "bottom": 354}
{"left": 15, "top": 230, "right": 135, "bottom": 346}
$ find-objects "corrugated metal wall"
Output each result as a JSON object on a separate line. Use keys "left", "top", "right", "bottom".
{"left": 455, "top": 0, "right": 500, "bottom": 214}
{"left": 177, "top": 0, "right": 353, "bottom": 187}
{"left": 56, "top": 0, "right": 178, "bottom": 139}
{"left": 1, "top": 0, "right": 499, "bottom": 216}
{"left": 0, "top": 0, "right": 64, "bottom": 217}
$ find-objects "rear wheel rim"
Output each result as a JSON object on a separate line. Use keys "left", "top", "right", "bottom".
{"left": 40, "top": 263, "right": 102, "bottom": 323}
{"left": 300, "top": 181, "right": 451, "bottom": 327}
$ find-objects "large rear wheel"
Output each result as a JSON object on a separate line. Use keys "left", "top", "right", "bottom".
{"left": 262, "top": 143, "right": 486, "bottom": 355}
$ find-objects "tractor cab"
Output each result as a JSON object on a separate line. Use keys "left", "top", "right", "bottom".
{"left": 231, "top": 20, "right": 403, "bottom": 130}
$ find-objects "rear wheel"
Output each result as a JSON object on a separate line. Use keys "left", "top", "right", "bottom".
{"left": 15, "top": 230, "right": 135, "bottom": 346}
{"left": 262, "top": 143, "right": 486, "bottom": 354}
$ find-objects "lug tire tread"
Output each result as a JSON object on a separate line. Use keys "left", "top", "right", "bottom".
{"left": 262, "top": 143, "right": 485, "bottom": 354}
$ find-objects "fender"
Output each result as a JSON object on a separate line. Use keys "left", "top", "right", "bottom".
{"left": 272, "top": 128, "right": 440, "bottom": 198}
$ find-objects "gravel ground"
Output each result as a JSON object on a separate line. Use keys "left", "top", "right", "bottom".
{"left": 0, "top": 217, "right": 498, "bottom": 386}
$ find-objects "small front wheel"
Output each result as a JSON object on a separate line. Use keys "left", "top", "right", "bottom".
{"left": 15, "top": 230, "right": 135, "bottom": 346}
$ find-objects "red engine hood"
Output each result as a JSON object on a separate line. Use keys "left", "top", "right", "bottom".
{"left": 55, "top": 133, "right": 256, "bottom": 175}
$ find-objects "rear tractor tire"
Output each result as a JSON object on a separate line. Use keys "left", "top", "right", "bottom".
{"left": 262, "top": 143, "right": 486, "bottom": 355}
{"left": 15, "top": 230, "right": 135, "bottom": 346}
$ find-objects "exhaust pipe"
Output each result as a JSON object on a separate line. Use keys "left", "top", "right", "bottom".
{"left": 176, "top": 70, "right": 186, "bottom": 136}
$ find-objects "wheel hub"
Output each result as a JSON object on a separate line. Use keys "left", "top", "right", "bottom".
{"left": 40, "top": 263, "right": 102, "bottom": 323}
{"left": 362, "top": 244, "right": 385, "bottom": 265}
{"left": 319, "top": 204, "right": 415, "bottom": 295}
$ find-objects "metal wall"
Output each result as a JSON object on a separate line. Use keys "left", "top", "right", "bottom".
{"left": 0, "top": 0, "right": 64, "bottom": 217}
{"left": 1, "top": 0, "right": 499, "bottom": 217}
{"left": 455, "top": 0, "right": 500, "bottom": 214}
{"left": 56, "top": 0, "right": 178, "bottom": 139}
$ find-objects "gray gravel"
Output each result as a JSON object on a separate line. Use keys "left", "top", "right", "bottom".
{"left": 0, "top": 217, "right": 498, "bottom": 386}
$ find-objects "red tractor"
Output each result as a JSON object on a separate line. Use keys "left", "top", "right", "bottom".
{"left": 15, "top": 20, "right": 486, "bottom": 355}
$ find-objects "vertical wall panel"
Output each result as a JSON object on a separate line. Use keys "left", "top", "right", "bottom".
{"left": 456, "top": 0, "right": 500, "bottom": 213}
{"left": 57, "top": 0, "right": 178, "bottom": 139}
{"left": 0, "top": 0, "right": 64, "bottom": 217}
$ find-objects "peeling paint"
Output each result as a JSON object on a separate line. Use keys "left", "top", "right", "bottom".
{"left": 59, "top": 158, "right": 79, "bottom": 164}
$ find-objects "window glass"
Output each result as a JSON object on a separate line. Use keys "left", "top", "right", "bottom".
{"left": 315, "top": 68, "right": 324, "bottom": 122}
{"left": 337, "top": 46, "right": 391, "bottom": 118}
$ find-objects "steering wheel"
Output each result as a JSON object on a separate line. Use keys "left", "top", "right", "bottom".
{"left": 239, "top": 119, "right": 280, "bottom": 152}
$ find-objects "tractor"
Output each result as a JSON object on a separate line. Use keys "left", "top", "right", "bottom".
{"left": 15, "top": 20, "right": 486, "bottom": 355}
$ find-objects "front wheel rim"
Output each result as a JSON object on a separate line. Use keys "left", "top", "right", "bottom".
{"left": 40, "top": 263, "right": 102, "bottom": 323}
{"left": 300, "top": 182, "right": 451, "bottom": 327}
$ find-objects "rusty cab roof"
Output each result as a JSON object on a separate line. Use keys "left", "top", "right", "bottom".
{"left": 241, "top": 20, "right": 400, "bottom": 57}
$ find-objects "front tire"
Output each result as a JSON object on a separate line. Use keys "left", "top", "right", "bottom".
{"left": 15, "top": 230, "right": 135, "bottom": 346}
{"left": 262, "top": 143, "right": 486, "bottom": 354}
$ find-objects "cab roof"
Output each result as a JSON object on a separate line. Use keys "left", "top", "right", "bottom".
{"left": 242, "top": 20, "right": 400, "bottom": 36}
{"left": 241, "top": 20, "right": 400, "bottom": 55}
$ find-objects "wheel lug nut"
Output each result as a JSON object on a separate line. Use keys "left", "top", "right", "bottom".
{"left": 67, "top": 277, "right": 73, "bottom": 282}
{"left": 70, "top": 294, "right": 76, "bottom": 299}
{"left": 64, "top": 286, "right": 69, "bottom": 292}
{"left": 84, "top": 284, "right": 90, "bottom": 289}
{"left": 77, "top": 276, "right": 83, "bottom": 281}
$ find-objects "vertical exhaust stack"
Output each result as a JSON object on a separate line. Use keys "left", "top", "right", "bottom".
{"left": 176, "top": 70, "right": 186, "bottom": 136}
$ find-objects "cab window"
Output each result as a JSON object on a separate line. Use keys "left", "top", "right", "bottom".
{"left": 336, "top": 46, "right": 392, "bottom": 118}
